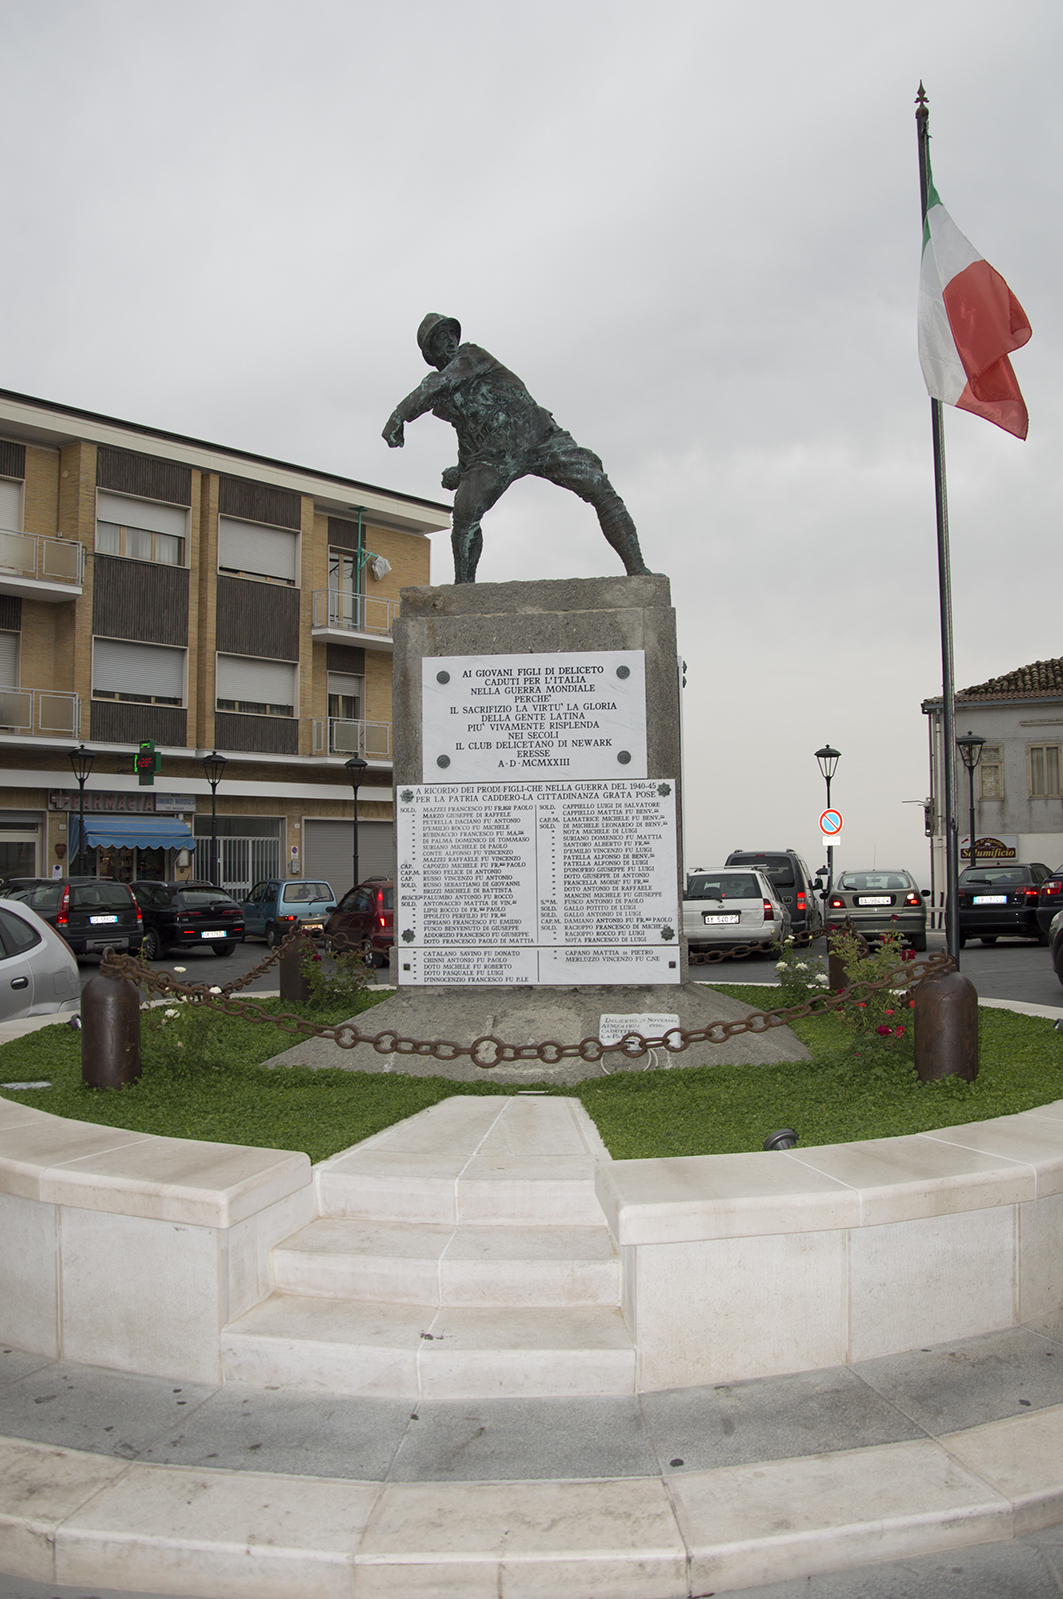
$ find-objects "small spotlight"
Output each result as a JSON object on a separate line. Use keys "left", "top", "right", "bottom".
{"left": 764, "top": 1128, "right": 799, "bottom": 1151}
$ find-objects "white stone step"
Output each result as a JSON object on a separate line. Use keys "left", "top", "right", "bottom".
{"left": 221, "top": 1293, "right": 635, "bottom": 1398}
{"left": 314, "top": 1093, "right": 609, "bottom": 1226}
{"left": 271, "top": 1217, "right": 620, "bottom": 1307}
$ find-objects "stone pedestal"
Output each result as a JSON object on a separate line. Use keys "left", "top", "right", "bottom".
{"left": 268, "top": 575, "right": 809, "bottom": 1080}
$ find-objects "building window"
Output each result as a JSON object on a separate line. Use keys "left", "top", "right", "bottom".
{"left": 216, "top": 654, "right": 295, "bottom": 717}
{"left": 327, "top": 671, "right": 362, "bottom": 721}
{"left": 980, "top": 745, "right": 1004, "bottom": 800}
{"left": 218, "top": 517, "right": 298, "bottom": 586}
{"left": 0, "top": 477, "right": 22, "bottom": 533}
{"left": 0, "top": 630, "right": 18, "bottom": 689}
{"left": 96, "top": 491, "right": 186, "bottom": 566}
{"left": 92, "top": 638, "right": 185, "bottom": 706}
{"left": 1029, "top": 745, "right": 1061, "bottom": 797}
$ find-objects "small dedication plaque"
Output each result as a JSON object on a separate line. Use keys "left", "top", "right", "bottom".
{"left": 397, "top": 779, "right": 680, "bottom": 985}
{"left": 423, "top": 650, "right": 647, "bottom": 782}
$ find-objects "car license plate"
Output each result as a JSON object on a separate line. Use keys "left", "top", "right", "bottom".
{"left": 973, "top": 895, "right": 1007, "bottom": 905}
{"left": 200, "top": 930, "right": 226, "bottom": 939}
{"left": 857, "top": 896, "right": 891, "bottom": 906}
{"left": 703, "top": 913, "right": 740, "bottom": 924}
{"left": 303, "top": 922, "right": 324, "bottom": 932}
{"left": 89, "top": 915, "right": 119, "bottom": 924}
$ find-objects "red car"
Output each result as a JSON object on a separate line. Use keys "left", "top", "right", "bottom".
{"left": 325, "top": 878, "right": 394, "bottom": 967}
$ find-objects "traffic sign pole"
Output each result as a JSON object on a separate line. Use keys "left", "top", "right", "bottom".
{"left": 818, "top": 809, "right": 843, "bottom": 904}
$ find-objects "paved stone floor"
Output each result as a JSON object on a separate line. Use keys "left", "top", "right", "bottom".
{"left": 5, "top": 1314, "right": 1063, "bottom": 1598}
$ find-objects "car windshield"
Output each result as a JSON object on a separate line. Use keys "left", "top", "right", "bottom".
{"left": 686, "top": 873, "right": 761, "bottom": 900}
{"left": 177, "top": 890, "right": 240, "bottom": 909}
{"left": 70, "top": 884, "right": 133, "bottom": 911}
{"left": 730, "top": 855, "right": 794, "bottom": 887}
{"left": 25, "top": 885, "right": 61, "bottom": 910}
{"left": 960, "top": 867, "right": 1026, "bottom": 885}
{"left": 839, "top": 873, "right": 911, "bottom": 891}
{"left": 282, "top": 882, "right": 332, "bottom": 903}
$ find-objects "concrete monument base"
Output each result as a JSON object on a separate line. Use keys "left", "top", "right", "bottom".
{"left": 264, "top": 981, "right": 809, "bottom": 1082}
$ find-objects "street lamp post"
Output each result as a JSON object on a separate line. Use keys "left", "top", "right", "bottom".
{"left": 814, "top": 744, "right": 841, "bottom": 900}
{"left": 956, "top": 730, "right": 986, "bottom": 884}
{"left": 201, "top": 752, "right": 227, "bottom": 888}
{"left": 345, "top": 756, "right": 369, "bottom": 895}
{"left": 68, "top": 745, "right": 95, "bottom": 876}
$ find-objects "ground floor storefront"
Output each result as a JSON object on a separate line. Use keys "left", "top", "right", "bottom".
{"left": 0, "top": 754, "right": 394, "bottom": 902}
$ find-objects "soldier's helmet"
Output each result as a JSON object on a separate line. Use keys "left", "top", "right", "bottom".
{"left": 417, "top": 313, "right": 461, "bottom": 359}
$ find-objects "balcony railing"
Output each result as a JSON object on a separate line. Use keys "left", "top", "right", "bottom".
{"left": 312, "top": 589, "right": 398, "bottom": 638}
{"left": 0, "top": 686, "right": 80, "bottom": 737}
{"left": 0, "top": 529, "right": 83, "bottom": 587}
{"left": 312, "top": 716, "right": 392, "bottom": 759}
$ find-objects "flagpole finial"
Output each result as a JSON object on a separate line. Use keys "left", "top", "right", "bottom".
{"left": 916, "top": 82, "right": 929, "bottom": 119}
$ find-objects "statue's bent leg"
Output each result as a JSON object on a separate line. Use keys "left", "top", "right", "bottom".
{"left": 450, "top": 466, "right": 509, "bottom": 584}
{"left": 533, "top": 437, "right": 650, "bottom": 576}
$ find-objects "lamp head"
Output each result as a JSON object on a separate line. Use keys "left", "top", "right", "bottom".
{"left": 201, "top": 751, "right": 228, "bottom": 787}
{"left": 815, "top": 745, "right": 841, "bottom": 782}
{"left": 68, "top": 744, "right": 95, "bottom": 784}
{"left": 956, "top": 730, "right": 986, "bottom": 772}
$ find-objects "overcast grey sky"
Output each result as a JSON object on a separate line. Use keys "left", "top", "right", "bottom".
{"left": 1, "top": 0, "right": 1059, "bottom": 877}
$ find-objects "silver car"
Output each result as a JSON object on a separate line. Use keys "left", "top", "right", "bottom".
{"left": 0, "top": 898, "right": 80, "bottom": 1020}
{"left": 826, "top": 869, "right": 929, "bottom": 951}
{"left": 683, "top": 867, "right": 791, "bottom": 951}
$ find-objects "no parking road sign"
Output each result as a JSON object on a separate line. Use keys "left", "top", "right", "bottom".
{"left": 820, "top": 808, "right": 843, "bottom": 841}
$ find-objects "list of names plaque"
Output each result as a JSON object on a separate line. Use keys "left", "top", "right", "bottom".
{"left": 396, "top": 779, "right": 679, "bottom": 986}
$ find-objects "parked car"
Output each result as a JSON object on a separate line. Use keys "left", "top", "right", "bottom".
{"left": 0, "top": 899, "right": 80, "bottom": 1020}
{"left": 826, "top": 869, "right": 929, "bottom": 951}
{"left": 242, "top": 879, "right": 337, "bottom": 946}
{"left": 1050, "top": 909, "right": 1063, "bottom": 988}
{"left": 324, "top": 878, "right": 395, "bottom": 967}
{"left": 683, "top": 867, "right": 791, "bottom": 952}
{"left": 0, "top": 878, "right": 143, "bottom": 958}
{"left": 130, "top": 880, "right": 245, "bottom": 960}
{"left": 957, "top": 862, "right": 1051, "bottom": 947}
{"left": 1037, "top": 867, "right": 1063, "bottom": 938}
{"left": 723, "top": 850, "right": 823, "bottom": 937}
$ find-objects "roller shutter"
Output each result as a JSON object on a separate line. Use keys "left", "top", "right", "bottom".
{"left": 302, "top": 819, "right": 393, "bottom": 900}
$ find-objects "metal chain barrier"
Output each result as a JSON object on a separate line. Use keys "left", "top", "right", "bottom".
{"left": 98, "top": 930, "right": 954, "bottom": 1070}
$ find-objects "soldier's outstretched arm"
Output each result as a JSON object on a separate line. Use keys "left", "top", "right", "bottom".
{"left": 382, "top": 369, "right": 454, "bottom": 448}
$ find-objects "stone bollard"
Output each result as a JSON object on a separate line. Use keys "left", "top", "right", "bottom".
{"left": 914, "top": 969, "right": 979, "bottom": 1082}
{"left": 828, "top": 917, "right": 869, "bottom": 992}
{"left": 81, "top": 954, "right": 142, "bottom": 1089}
{"left": 279, "top": 932, "right": 310, "bottom": 1006}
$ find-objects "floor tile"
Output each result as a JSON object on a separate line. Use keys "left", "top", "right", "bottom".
{"left": 387, "top": 1394, "right": 658, "bottom": 1481}
{"left": 0, "top": 1346, "right": 50, "bottom": 1389}
{"left": 707, "top": 1537, "right": 1063, "bottom": 1596}
{"left": 854, "top": 1326, "right": 1063, "bottom": 1434}
{"left": 641, "top": 1364, "right": 922, "bottom": 1472}
{"left": 137, "top": 1384, "right": 412, "bottom": 1481}
{"left": 0, "top": 1362, "right": 217, "bottom": 1459}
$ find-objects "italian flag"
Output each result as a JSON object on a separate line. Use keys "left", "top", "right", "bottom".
{"left": 918, "top": 168, "right": 1031, "bottom": 439}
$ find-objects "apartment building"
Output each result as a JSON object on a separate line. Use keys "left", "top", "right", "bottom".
{"left": 0, "top": 388, "right": 447, "bottom": 896}
{"left": 922, "top": 656, "right": 1063, "bottom": 918}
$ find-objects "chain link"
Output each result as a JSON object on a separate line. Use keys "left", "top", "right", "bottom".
{"left": 98, "top": 927, "right": 952, "bottom": 1069}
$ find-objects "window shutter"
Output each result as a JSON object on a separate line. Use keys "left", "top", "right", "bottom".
{"left": 218, "top": 518, "right": 298, "bottom": 584}
{"left": 216, "top": 655, "right": 296, "bottom": 705}
{"left": 93, "top": 639, "right": 185, "bottom": 699}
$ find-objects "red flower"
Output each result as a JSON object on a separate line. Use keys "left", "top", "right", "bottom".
{"left": 885, "top": 1009, "right": 894, "bottom": 1016}
{"left": 894, "top": 1026, "right": 906, "bottom": 1036}
{"left": 877, "top": 1024, "right": 891, "bottom": 1035}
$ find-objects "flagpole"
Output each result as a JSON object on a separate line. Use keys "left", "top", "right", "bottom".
{"left": 916, "top": 83, "right": 961, "bottom": 966}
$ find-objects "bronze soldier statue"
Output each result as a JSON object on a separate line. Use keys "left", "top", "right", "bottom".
{"left": 383, "top": 313, "right": 650, "bottom": 584}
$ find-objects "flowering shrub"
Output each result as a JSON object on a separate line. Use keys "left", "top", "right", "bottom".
{"left": 773, "top": 936, "right": 831, "bottom": 1009}
{"left": 300, "top": 945, "right": 372, "bottom": 1011}
{"left": 829, "top": 928, "right": 915, "bottom": 1059}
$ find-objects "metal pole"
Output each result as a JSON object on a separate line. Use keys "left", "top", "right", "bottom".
{"left": 968, "top": 762, "right": 977, "bottom": 875}
{"left": 210, "top": 781, "right": 218, "bottom": 888}
{"left": 825, "top": 770, "right": 833, "bottom": 900}
{"left": 351, "top": 777, "right": 360, "bottom": 891}
{"left": 917, "top": 84, "right": 961, "bottom": 966}
{"left": 77, "top": 776, "right": 86, "bottom": 876}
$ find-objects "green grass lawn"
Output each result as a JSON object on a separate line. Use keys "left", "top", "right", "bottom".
{"left": 0, "top": 982, "right": 1061, "bottom": 1163}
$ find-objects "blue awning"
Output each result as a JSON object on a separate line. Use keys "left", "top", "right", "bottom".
{"left": 69, "top": 816, "right": 195, "bottom": 853}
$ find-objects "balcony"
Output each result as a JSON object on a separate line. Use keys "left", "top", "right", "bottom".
{"left": 0, "top": 686, "right": 80, "bottom": 738}
{"left": 311, "top": 589, "right": 397, "bottom": 650}
{"left": 312, "top": 716, "right": 392, "bottom": 761}
{"left": 0, "top": 530, "right": 83, "bottom": 601}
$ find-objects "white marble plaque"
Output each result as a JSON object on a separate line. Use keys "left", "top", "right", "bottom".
{"left": 422, "top": 650, "right": 647, "bottom": 782}
{"left": 396, "top": 778, "right": 680, "bottom": 986}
